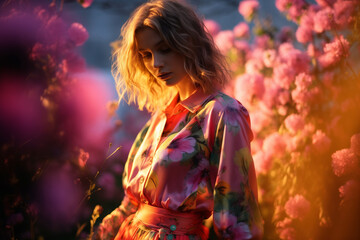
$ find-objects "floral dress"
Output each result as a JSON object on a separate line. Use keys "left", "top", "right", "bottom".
{"left": 96, "top": 90, "right": 263, "bottom": 240}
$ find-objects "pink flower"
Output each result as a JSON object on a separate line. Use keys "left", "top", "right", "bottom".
{"left": 278, "top": 42, "right": 295, "bottom": 57}
{"left": 238, "top": 0, "right": 260, "bottom": 20}
{"left": 263, "top": 49, "right": 277, "bottom": 68}
{"left": 312, "top": 130, "right": 331, "bottom": 153}
{"left": 339, "top": 180, "right": 360, "bottom": 200}
{"left": 253, "top": 150, "right": 273, "bottom": 173}
{"left": 315, "top": 0, "right": 336, "bottom": 7}
{"left": 204, "top": 19, "right": 220, "bottom": 36}
{"left": 282, "top": 49, "right": 310, "bottom": 74}
{"left": 313, "top": 7, "right": 334, "bottom": 33}
{"left": 235, "top": 73, "right": 265, "bottom": 105}
{"left": 333, "top": 0, "right": 357, "bottom": 26}
{"left": 233, "top": 22, "right": 250, "bottom": 38}
{"left": 68, "top": 22, "right": 89, "bottom": 46}
{"left": 278, "top": 90, "right": 290, "bottom": 105}
{"left": 245, "top": 58, "right": 263, "bottom": 74}
{"left": 78, "top": 148, "right": 89, "bottom": 168}
{"left": 166, "top": 130, "right": 196, "bottom": 162}
{"left": 65, "top": 52, "right": 86, "bottom": 73}
{"left": 78, "top": 0, "right": 93, "bottom": 8}
{"left": 324, "top": 34, "right": 350, "bottom": 59}
{"left": 279, "top": 227, "right": 296, "bottom": 240}
{"left": 263, "top": 132, "right": 287, "bottom": 158}
{"left": 350, "top": 133, "right": 360, "bottom": 156}
{"left": 251, "top": 110, "right": 271, "bottom": 133}
{"left": 294, "top": 73, "right": 313, "bottom": 90}
{"left": 214, "top": 30, "right": 234, "bottom": 54}
{"left": 284, "top": 114, "right": 305, "bottom": 134}
{"left": 273, "top": 64, "right": 296, "bottom": 89}
{"left": 255, "top": 35, "right": 271, "bottom": 49}
{"left": 295, "top": 25, "right": 313, "bottom": 43}
{"left": 307, "top": 43, "right": 317, "bottom": 57}
{"left": 319, "top": 35, "right": 350, "bottom": 68}
{"left": 331, "top": 148, "right": 359, "bottom": 176}
{"left": 284, "top": 194, "right": 311, "bottom": 219}
{"left": 275, "top": 0, "right": 290, "bottom": 12}
{"left": 234, "top": 40, "right": 250, "bottom": 55}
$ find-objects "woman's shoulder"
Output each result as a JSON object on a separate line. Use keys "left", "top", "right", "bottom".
{"left": 203, "top": 91, "right": 250, "bottom": 117}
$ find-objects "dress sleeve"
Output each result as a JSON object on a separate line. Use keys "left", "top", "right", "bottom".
{"left": 94, "top": 118, "right": 151, "bottom": 240}
{"left": 210, "top": 102, "right": 263, "bottom": 240}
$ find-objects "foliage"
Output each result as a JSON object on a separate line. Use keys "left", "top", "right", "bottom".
{"left": 205, "top": 0, "right": 360, "bottom": 239}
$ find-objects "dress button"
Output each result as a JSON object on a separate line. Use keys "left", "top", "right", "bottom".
{"left": 139, "top": 176, "right": 144, "bottom": 183}
{"left": 170, "top": 225, "right": 176, "bottom": 231}
{"left": 167, "top": 234, "right": 174, "bottom": 240}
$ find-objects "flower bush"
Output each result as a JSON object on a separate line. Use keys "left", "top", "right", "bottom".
{"left": 207, "top": 0, "right": 360, "bottom": 239}
{"left": 0, "top": 0, "right": 146, "bottom": 239}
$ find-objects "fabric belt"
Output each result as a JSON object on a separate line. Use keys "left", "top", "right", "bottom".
{"left": 134, "top": 203, "right": 205, "bottom": 238}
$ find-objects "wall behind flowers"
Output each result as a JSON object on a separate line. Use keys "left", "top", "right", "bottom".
{"left": 1, "top": 0, "right": 360, "bottom": 240}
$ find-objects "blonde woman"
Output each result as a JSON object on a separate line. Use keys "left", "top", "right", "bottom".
{"left": 96, "top": 0, "right": 263, "bottom": 239}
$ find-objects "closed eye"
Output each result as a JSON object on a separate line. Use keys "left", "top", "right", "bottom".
{"left": 139, "top": 51, "right": 152, "bottom": 59}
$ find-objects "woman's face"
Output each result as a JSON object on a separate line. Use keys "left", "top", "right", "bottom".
{"left": 135, "top": 27, "right": 192, "bottom": 88}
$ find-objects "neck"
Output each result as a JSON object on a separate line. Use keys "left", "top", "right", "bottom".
{"left": 175, "top": 76, "right": 197, "bottom": 101}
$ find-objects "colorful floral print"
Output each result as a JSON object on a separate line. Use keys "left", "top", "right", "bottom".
{"left": 96, "top": 90, "right": 263, "bottom": 239}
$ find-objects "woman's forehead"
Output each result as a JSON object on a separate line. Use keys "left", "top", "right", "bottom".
{"left": 136, "top": 27, "right": 164, "bottom": 51}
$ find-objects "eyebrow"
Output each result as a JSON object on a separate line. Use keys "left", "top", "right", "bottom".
{"left": 138, "top": 39, "right": 166, "bottom": 51}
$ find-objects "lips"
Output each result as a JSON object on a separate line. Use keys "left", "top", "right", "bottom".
{"left": 157, "top": 72, "right": 171, "bottom": 80}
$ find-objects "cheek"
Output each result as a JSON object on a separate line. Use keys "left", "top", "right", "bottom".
{"left": 143, "top": 61, "right": 154, "bottom": 73}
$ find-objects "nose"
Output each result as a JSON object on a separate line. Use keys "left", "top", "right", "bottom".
{"left": 152, "top": 53, "right": 164, "bottom": 69}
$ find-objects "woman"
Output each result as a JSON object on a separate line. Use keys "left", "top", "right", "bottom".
{"left": 96, "top": 0, "right": 263, "bottom": 239}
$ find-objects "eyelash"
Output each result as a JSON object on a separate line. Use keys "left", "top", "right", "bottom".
{"left": 140, "top": 47, "right": 171, "bottom": 59}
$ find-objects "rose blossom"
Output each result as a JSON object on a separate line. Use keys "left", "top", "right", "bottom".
{"left": 233, "top": 22, "right": 250, "bottom": 38}
{"left": 331, "top": 148, "right": 359, "bottom": 176}
{"left": 204, "top": 19, "right": 220, "bottom": 36}
{"left": 333, "top": 0, "right": 357, "bottom": 26}
{"left": 263, "top": 49, "right": 277, "bottom": 68}
{"left": 68, "top": 22, "right": 89, "bottom": 46}
{"left": 295, "top": 73, "right": 312, "bottom": 90}
{"left": 214, "top": 30, "right": 234, "bottom": 54}
{"left": 78, "top": 148, "right": 89, "bottom": 168}
{"left": 296, "top": 25, "right": 313, "bottom": 43}
{"left": 284, "top": 114, "right": 305, "bottom": 134}
{"left": 313, "top": 7, "right": 334, "bottom": 33}
{"left": 339, "top": 180, "right": 360, "bottom": 200}
{"left": 319, "top": 35, "right": 350, "bottom": 68}
{"left": 235, "top": 73, "right": 265, "bottom": 105}
{"left": 282, "top": 49, "right": 310, "bottom": 74}
{"left": 279, "top": 227, "right": 296, "bottom": 240}
{"left": 315, "top": 0, "right": 336, "bottom": 7}
{"left": 312, "top": 130, "right": 331, "bottom": 153}
{"left": 278, "top": 42, "right": 295, "bottom": 57}
{"left": 263, "top": 132, "right": 287, "bottom": 158}
{"left": 273, "top": 64, "right": 296, "bottom": 89}
{"left": 350, "top": 133, "right": 360, "bottom": 156}
{"left": 238, "top": 0, "right": 259, "bottom": 20}
{"left": 253, "top": 150, "right": 272, "bottom": 174}
{"left": 245, "top": 58, "right": 263, "bottom": 74}
{"left": 78, "top": 0, "right": 93, "bottom": 8}
{"left": 284, "top": 194, "right": 311, "bottom": 219}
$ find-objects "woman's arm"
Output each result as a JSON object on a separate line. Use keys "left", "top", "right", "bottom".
{"left": 94, "top": 118, "right": 152, "bottom": 240}
{"left": 210, "top": 100, "right": 263, "bottom": 240}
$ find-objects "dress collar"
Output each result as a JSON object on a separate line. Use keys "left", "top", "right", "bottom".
{"left": 164, "top": 88, "right": 214, "bottom": 114}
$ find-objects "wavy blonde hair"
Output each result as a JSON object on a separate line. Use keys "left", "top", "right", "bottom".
{"left": 113, "top": 0, "right": 229, "bottom": 112}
